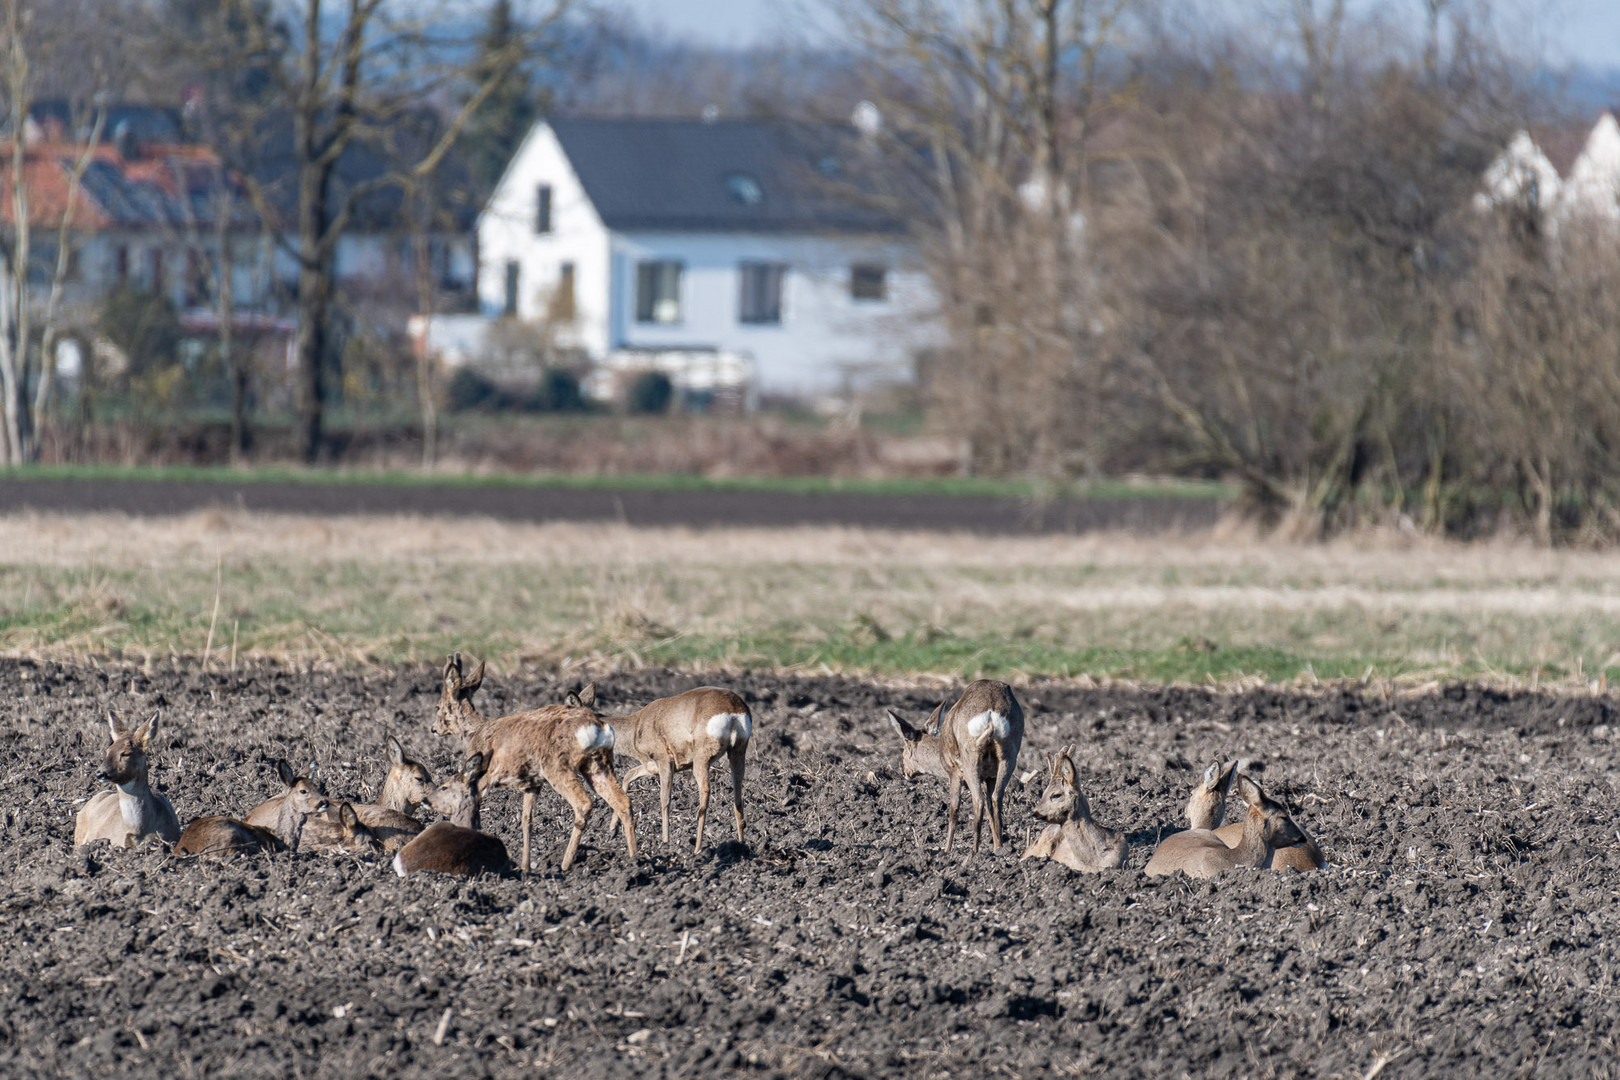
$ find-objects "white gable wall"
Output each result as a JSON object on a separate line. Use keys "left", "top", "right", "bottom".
{"left": 477, "top": 122, "right": 612, "bottom": 357}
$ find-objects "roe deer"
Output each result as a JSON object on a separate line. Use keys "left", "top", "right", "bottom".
{"left": 244, "top": 761, "right": 328, "bottom": 830}
{"left": 606, "top": 685, "right": 751, "bottom": 851}
{"left": 176, "top": 772, "right": 329, "bottom": 856}
{"left": 1144, "top": 775, "right": 1305, "bottom": 879}
{"left": 886, "top": 679, "right": 1025, "bottom": 854}
{"left": 348, "top": 736, "right": 431, "bottom": 852}
{"left": 1020, "top": 746, "right": 1127, "bottom": 872}
{"left": 302, "top": 802, "right": 385, "bottom": 855}
{"left": 433, "top": 654, "right": 636, "bottom": 873}
{"left": 74, "top": 711, "right": 181, "bottom": 848}
{"left": 1187, "top": 760, "right": 1325, "bottom": 872}
{"left": 393, "top": 752, "right": 510, "bottom": 877}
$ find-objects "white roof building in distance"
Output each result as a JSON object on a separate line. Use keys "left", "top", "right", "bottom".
{"left": 474, "top": 113, "right": 941, "bottom": 401}
{"left": 1477, "top": 111, "right": 1620, "bottom": 225}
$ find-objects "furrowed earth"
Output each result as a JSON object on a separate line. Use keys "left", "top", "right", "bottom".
{"left": 2, "top": 658, "right": 1617, "bottom": 1078}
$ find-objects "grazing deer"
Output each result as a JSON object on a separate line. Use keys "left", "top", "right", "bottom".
{"left": 348, "top": 736, "right": 431, "bottom": 853}
{"left": 244, "top": 761, "right": 328, "bottom": 831}
{"left": 1186, "top": 760, "right": 1325, "bottom": 872}
{"left": 393, "top": 752, "right": 510, "bottom": 878}
{"left": 606, "top": 685, "right": 751, "bottom": 852}
{"left": 302, "top": 802, "right": 385, "bottom": 855}
{"left": 75, "top": 711, "right": 181, "bottom": 848}
{"left": 1145, "top": 775, "right": 1305, "bottom": 879}
{"left": 886, "top": 679, "right": 1025, "bottom": 854}
{"left": 433, "top": 654, "right": 636, "bottom": 873}
{"left": 176, "top": 775, "right": 329, "bottom": 857}
{"left": 1020, "top": 746, "right": 1127, "bottom": 872}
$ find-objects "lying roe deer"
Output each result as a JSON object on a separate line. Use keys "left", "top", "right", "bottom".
{"left": 1144, "top": 774, "right": 1305, "bottom": 879}
{"left": 433, "top": 654, "right": 636, "bottom": 873}
{"left": 1187, "top": 760, "right": 1325, "bottom": 872}
{"left": 244, "top": 761, "right": 328, "bottom": 831}
{"left": 886, "top": 679, "right": 1025, "bottom": 854}
{"left": 302, "top": 802, "right": 384, "bottom": 855}
{"left": 75, "top": 711, "right": 181, "bottom": 848}
{"left": 606, "top": 685, "right": 751, "bottom": 852}
{"left": 1020, "top": 746, "right": 1127, "bottom": 872}
{"left": 176, "top": 773, "right": 330, "bottom": 856}
{"left": 393, "top": 752, "right": 509, "bottom": 878}
{"left": 348, "top": 736, "right": 430, "bottom": 853}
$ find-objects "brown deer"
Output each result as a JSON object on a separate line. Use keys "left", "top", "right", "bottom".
{"left": 302, "top": 802, "right": 385, "bottom": 855}
{"left": 346, "top": 736, "right": 431, "bottom": 852}
{"left": 1020, "top": 746, "right": 1127, "bottom": 872}
{"left": 1185, "top": 760, "right": 1324, "bottom": 872}
{"left": 176, "top": 772, "right": 329, "bottom": 856}
{"left": 886, "top": 679, "right": 1025, "bottom": 854}
{"left": 74, "top": 711, "right": 181, "bottom": 848}
{"left": 606, "top": 685, "right": 751, "bottom": 852}
{"left": 433, "top": 654, "right": 636, "bottom": 873}
{"left": 1145, "top": 774, "right": 1305, "bottom": 879}
{"left": 244, "top": 760, "right": 328, "bottom": 830}
{"left": 393, "top": 752, "right": 510, "bottom": 878}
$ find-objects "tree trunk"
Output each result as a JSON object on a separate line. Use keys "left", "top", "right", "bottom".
{"left": 295, "top": 259, "right": 328, "bottom": 463}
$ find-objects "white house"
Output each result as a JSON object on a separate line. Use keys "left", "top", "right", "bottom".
{"left": 1477, "top": 112, "right": 1620, "bottom": 224}
{"left": 476, "top": 116, "right": 939, "bottom": 399}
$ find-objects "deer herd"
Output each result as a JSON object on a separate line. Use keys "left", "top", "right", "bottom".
{"left": 74, "top": 659, "right": 1324, "bottom": 880}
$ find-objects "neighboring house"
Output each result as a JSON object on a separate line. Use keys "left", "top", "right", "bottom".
{"left": 1477, "top": 111, "right": 1620, "bottom": 223}
{"left": 476, "top": 116, "right": 939, "bottom": 399}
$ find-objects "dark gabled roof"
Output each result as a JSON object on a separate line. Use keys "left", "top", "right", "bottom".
{"left": 29, "top": 101, "right": 186, "bottom": 145}
{"left": 546, "top": 118, "right": 903, "bottom": 235}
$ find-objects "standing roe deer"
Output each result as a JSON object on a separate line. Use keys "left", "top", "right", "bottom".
{"left": 176, "top": 771, "right": 329, "bottom": 856}
{"left": 886, "top": 679, "right": 1025, "bottom": 854}
{"left": 1020, "top": 746, "right": 1127, "bottom": 872}
{"left": 244, "top": 760, "right": 327, "bottom": 830}
{"left": 393, "top": 752, "right": 510, "bottom": 877}
{"left": 1185, "top": 759, "right": 1324, "bottom": 872}
{"left": 1145, "top": 774, "right": 1305, "bottom": 878}
{"left": 606, "top": 685, "right": 751, "bottom": 851}
{"left": 434, "top": 654, "right": 636, "bottom": 873}
{"left": 75, "top": 711, "right": 181, "bottom": 848}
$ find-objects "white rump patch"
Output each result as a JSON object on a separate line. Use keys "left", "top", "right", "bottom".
{"left": 392, "top": 851, "right": 407, "bottom": 878}
{"left": 966, "top": 711, "right": 1011, "bottom": 740}
{"left": 705, "top": 712, "right": 752, "bottom": 748}
{"left": 575, "top": 723, "right": 615, "bottom": 751}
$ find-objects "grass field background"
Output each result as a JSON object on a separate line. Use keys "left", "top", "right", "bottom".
{"left": 3, "top": 509, "right": 1619, "bottom": 686}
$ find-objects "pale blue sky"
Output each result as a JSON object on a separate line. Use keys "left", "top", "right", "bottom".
{"left": 616, "top": 0, "right": 1620, "bottom": 70}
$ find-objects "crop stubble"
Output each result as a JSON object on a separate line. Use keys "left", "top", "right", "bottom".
{"left": 1, "top": 659, "right": 1617, "bottom": 1077}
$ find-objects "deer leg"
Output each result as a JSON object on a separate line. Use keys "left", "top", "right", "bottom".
{"left": 967, "top": 753, "right": 988, "bottom": 855}
{"left": 588, "top": 753, "right": 637, "bottom": 859}
{"left": 727, "top": 744, "right": 746, "bottom": 844}
{"left": 553, "top": 771, "right": 595, "bottom": 872}
{"left": 612, "top": 761, "right": 655, "bottom": 837}
{"left": 520, "top": 791, "right": 535, "bottom": 876}
{"left": 989, "top": 749, "right": 1015, "bottom": 853}
{"left": 693, "top": 753, "right": 715, "bottom": 854}
{"left": 658, "top": 757, "right": 674, "bottom": 845}
{"left": 944, "top": 772, "right": 962, "bottom": 853}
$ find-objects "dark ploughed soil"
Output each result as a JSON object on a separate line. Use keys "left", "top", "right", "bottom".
{"left": 2, "top": 658, "right": 1617, "bottom": 1079}
{"left": 0, "top": 476, "right": 1221, "bottom": 535}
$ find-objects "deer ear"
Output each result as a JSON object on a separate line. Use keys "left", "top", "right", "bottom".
{"left": 1236, "top": 776, "right": 1264, "bottom": 807}
{"left": 1201, "top": 761, "right": 1222, "bottom": 789}
{"left": 1060, "top": 755, "right": 1077, "bottom": 786}
{"left": 925, "top": 702, "right": 946, "bottom": 734}
{"left": 886, "top": 709, "right": 917, "bottom": 742}
{"left": 275, "top": 759, "right": 295, "bottom": 787}
{"left": 340, "top": 802, "right": 359, "bottom": 828}
{"left": 443, "top": 654, "right": 461, "bottom": 690}
{"left": 464, "top": 752, "right": 487, "bottom": 783}
{"left": 565, "top": 691, "right": 582, "bottom": 708}
{"left": 464, "top": 660, "right": 484, "bottom": 694}
{"left": 577, "top": 682, "right": 597, "bottom": 707}
{"left": 387, "top": 735, "right": 405, "bottom": 765}
{"left": 134, "top": 712, "right": 159, "bottom": 748}
{"left": 107, "top": 711, "right": 126, "bottom": 739}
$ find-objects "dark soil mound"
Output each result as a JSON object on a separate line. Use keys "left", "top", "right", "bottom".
{"left": 1, "top": 658, "right": 1614, "bottom": 1078}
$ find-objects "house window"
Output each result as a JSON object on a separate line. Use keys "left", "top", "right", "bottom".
{"left": 149, "top": 249, "right": 165, "bottom": 293}
{"left": 115, "top": 245, "right": 129, "bottom": 284}
{"left": 503, "top": 260, "right": 520, "bottom": 317}
{"left": 635, "top": 260, "right": 683, "bottom": 324}
{"left": 738, "top": 261, "right": 785, "bottom": 325}
{"left": 552, "top": 261, "right": 576, "bottom": 322}
{"left": 851, "top": 263, "right": 887, "bottom": 301}
{"left": 535, "top": 184, "right": 552, "bottom": 234}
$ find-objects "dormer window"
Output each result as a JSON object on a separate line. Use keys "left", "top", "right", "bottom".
{"left": 726, "top": 173, "right": 763, "bottom": 207}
